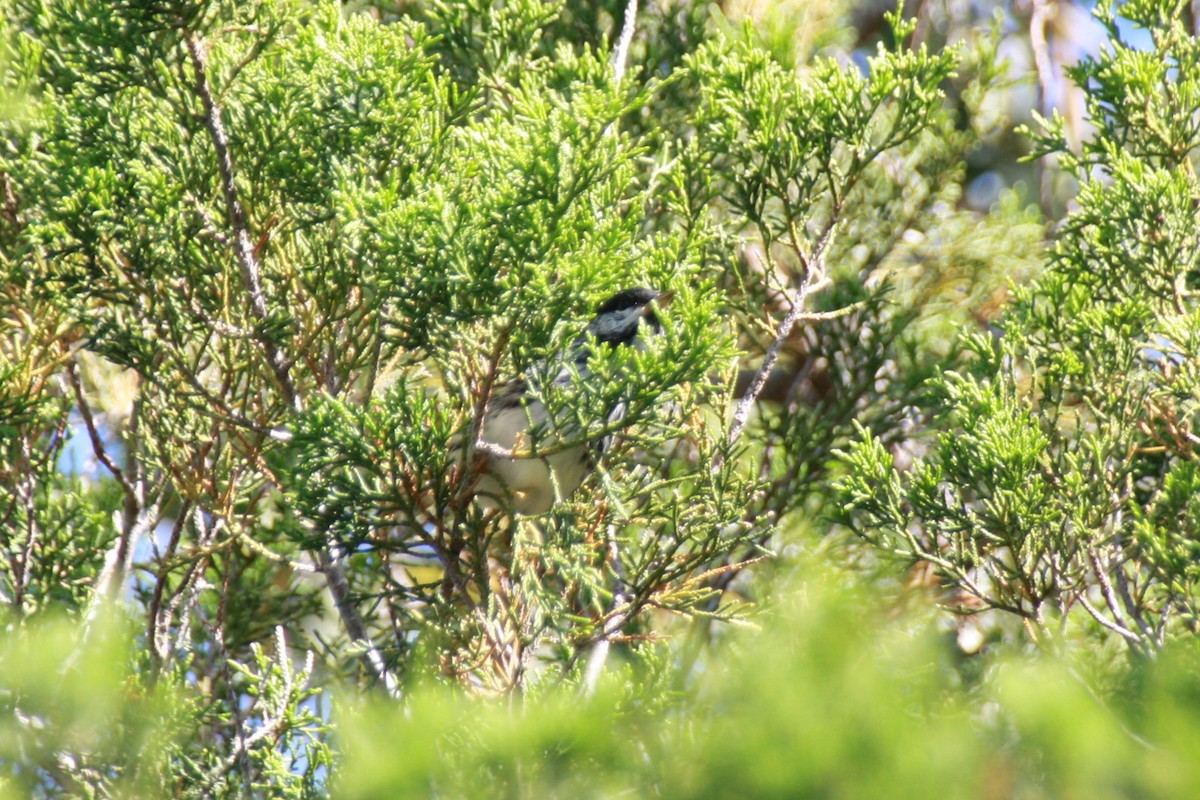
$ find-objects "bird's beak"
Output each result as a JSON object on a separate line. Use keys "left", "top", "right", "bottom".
{"left": 648, "top": 290, "right": 676, "bottom": 315}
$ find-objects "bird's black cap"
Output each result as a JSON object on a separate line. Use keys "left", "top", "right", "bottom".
{"left": 594, "top": 287, "right": 659, "bottom": 316}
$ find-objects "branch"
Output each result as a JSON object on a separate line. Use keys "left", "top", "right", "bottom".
{"left": 11, "top": 435, "right": 39, "bottom": 614}
{"left": 197, "top": 627, "right": 312, "bottom": 794}
{"left": 71, "top": 494, "right": 163, "bottom": 670}
{"left": 610, "top": 0, "right": 639, "bottom": 85}
{"left": 1077, "top": 591, "right": 1147, "bottom": 651}
{"left": 460, "top": 328, "right": 511, "bottom": 493}
{"left": 1088, "top": 544, "right": 1154, "bottom": 654}
{"left": 1108, "top": 509, "right": 1157, "bottom": 646}
{"left": 724, "top": 226, "right": 836, "bottom": 455}
{"left": 317, "top": 546, "right": 401, "bottom": 699}
{"left": 185, "top": 29, "right": 398, "bottom": 699}
{"left": 185, "top": 32, "right": 298, "bottom": 410}
{"left": 66, "top": 359, "right": 135, "bottom": 501}
{"left": 578, "top": 590, "right": 638, "bottom": 697}
{"left": 73, "top": 394, "right": 155, "bottom": 644}
{"left": 580, "top": 603, "right": 628, "bottom": 697}
{"left": 147, "top": 501, "right": 191, "bottom": 666}
{"left": 1028, "top": 0, "right": 1057, "bottom": 215}
{"left": 580, "top": 529, "right": 636, "bottom": 697}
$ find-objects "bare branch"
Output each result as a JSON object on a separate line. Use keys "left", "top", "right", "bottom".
{"left": 184, "top": 28, "right": 401, "bottom": 700}
{"left": 317, "top": 546, "right": 401, "bottom": 699}
{"left": 610, "top": 0, "right": 639, "bottom": 85}
{"left": 147, "top": 501, "right": 190, "bottom": 665}
{"left": 11, "top": 435, "right": 39, "bottom": 614}
{"left": 1077, "top": 591, "right": 1147, "bottom": 651}
{"left": 580, "top": 531, "right": 632, "bottom": 697}
{"left": 1028, "top": 0, "right": 1057, "bottom": 215}
{"left": 66, "top": 359, "right": 135, "bottom": 500}
{"left": 724, "top": 223, "right": 835, "bottom": 456}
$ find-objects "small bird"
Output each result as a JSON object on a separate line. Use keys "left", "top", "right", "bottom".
{"left": 472, "top": 287, "right": 669, "bottom": 514}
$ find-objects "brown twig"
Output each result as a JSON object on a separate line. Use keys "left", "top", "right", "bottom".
{"left": 66, "top": 359, "right": 135, "bottom": 500}
{"left": 147, "top": 501, "right": 191, "bottom": 667}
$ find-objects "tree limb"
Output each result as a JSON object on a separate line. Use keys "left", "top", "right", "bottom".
{"left": 318, "top": 546, "right": 401, "bottom": 699}
{"left": 185, "top": 32, "right": 298, "bottom": 411}
{"left": 724, "top": 226, "right": 836, "bottom": 455}
{"left": 611, "top": 0, "right": 639, "bottom": 85}
{"left": 185, "top": 28, "right": 398, "bottom": 698}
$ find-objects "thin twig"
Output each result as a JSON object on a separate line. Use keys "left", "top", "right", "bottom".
{"left": 463, "top": 328, "right": 511, "bottom": 490}
{"left": 197, "top": 629, "right": 302, "bottom": 794}
{"left": 186, "top": 192, "right": 233, "bottom": 247}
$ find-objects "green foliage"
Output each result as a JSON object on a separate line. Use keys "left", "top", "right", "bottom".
{"left": 843, "top": 0, "right": 1200, "bottom": 654}
{"left": 0, "top": 612, "right": 332, "bottom": 799}
{"left": 6, "top": 0, "right": 1191, "bottom": 795}
{"left": 335, "top": 572, "right": 1200, "bottom": 799}
{"left": 0, "top": 612, "right": 180, "bottom": 797}
{"left": 688, "top": 15, "right": 958, "bottom": 251}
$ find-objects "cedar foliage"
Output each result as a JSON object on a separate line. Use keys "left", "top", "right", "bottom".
{"left": 0, "top": 0, "right": 1197, "bottom": 797}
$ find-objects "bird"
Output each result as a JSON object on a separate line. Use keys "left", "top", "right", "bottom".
{"left": 470, "top": 287, "right": 670, "bottom": 514}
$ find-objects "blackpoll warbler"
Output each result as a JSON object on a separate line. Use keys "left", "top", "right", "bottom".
{"left": 472, "top": 288, "right": 670, "bottom": 513}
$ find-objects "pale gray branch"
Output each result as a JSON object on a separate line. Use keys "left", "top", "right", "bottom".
{"left": 611, "top": 0, "right": 639, "bottom": 85}
{"left": 185, "top": 32, "right": 298, "bottom": 410}
{"left": 725, "top": 252, "right": 833, "bottom": 456}
{"left": 185, "top": 29, "right": 397, "bottom": 698}
{"left": 318, "top": 546, "right": 401, "bottom": 699}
